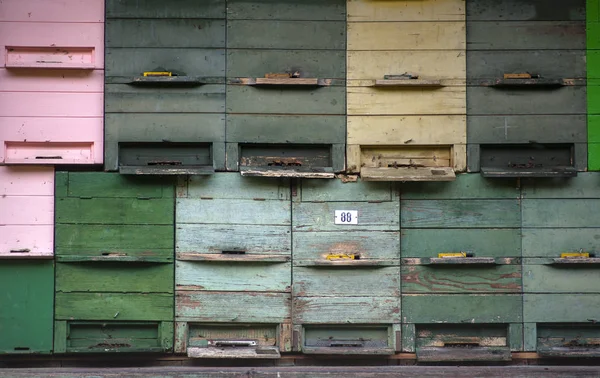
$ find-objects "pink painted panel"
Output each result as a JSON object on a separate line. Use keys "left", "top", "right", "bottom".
{"left": 0, "top": 117, "right": 103, "bottom": 164}
{"left": 6, "top": 46, "right": 96, "bottom": 69}
{"left": 0, "top": 68, "right": 104, "bottom": 92}
{"left": 0, "top": 196, "right": 54, "bottom": 225}
{"left": 0, "top": 225, "right": 53, "bottom": 257}
{"left": 0, "top": 166, "right": 54, "bottom": 195}
{"left": 0, "top": 0, "right": 104, "bottom": 22}
{"left": 0, "top": 22, "right": 104, "bottom": 68}
{"left": 0, "top": 92, "right": 103, "bottom": 117}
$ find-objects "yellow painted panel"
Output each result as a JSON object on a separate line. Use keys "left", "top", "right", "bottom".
{"left": 348, "top": 0, "right": 465, "bottom": 22}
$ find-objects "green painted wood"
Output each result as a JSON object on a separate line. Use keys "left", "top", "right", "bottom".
{"left": 589, "top": 116, "right": 600, "bottom": 141}
{"left": 57, "top": 172, "right": 173, "bottom": 199}
{"left": 299, "top": 180, "right": 393, "bottom": 202}
{"left": 415, "top": 324, "right": 509, "bottom": 348}
{"left": 588, "top": 52, "right": 600, "bottom": 78}
{"left": 468, "top": 51, "right": 586, "bottom": 79}
{"left": 176, "top": 261, "right": 291, "bottom": 292}
{"left": 589, "top": 0, "right": 600, "bottom": 23}
{"left": 227, "top": 50, "right": 345, "bottom": 79}
{"left": 524, "top": 294, "right": 600, "bottom": 322}
{"left": 105, "top": 49, "right": 225, "bottom": 78}
{"left": 63, "top": 322, "right": 167, "bottom": 352}
{"left": 56, "top": 263, "right": 173, "bottom": 293}
{"left": 403, "top": 294, "right": 523, "bottom": 323}
{"left": 226, "top": 115, "right": 346, "bottom": 144}
{"left": 106, "top": 0, "right": 226, "bottom": 19}
{"left": 522, "top": 199, "right": 600, "bottom": 227}
{"left": 181, "top": 174, "right": 290, "bottom": 200}
{"left": 293, "top": 267, "right": 400, "bottom": 297}
{"left": 227, "top": 0, "right": 345, "bottom": 21}
{"left": 55, "top": 293, "right": 173, "bottom": 321}
{"left": 523, "top": 264, "right": 600, "bottom": 293}
{"left": 293, "top": 231, "right": 400, "bottom": 263}
{"left": 176, "top": 291, "right": 290, "bottom": 323}
{"left": 226, "top": 87, "right": 345, "bottom": 115}
{"left": 401, "top": 200, "right": 521, "bottom": 228}
{"left": 0, "top": 261, "right": 54, "bottom": 354}
{"left": 293, "top": 297, "right": 400, "bottom": 324}
{"left": 522, "top": 229, "right": 600, "bottom": 257}
{"left": 227, "top": 20, "right": 345, "bottom": 50}
{"left": 401, "top": 229, "right": 521, "bottom": 258}
{"left": 53, "top": 321, "right": 67, "bottom": 354}
{"left": 402, "top": 265, "right": 522, "bottom": 294}
{"left": 56, "top": 198, "right": 174, "bottom": 225}
{"left": 400, "top": 174, "right": 518, "bottom": 200}
{"left": 589, "top": 144, "right": 600, "bottom": 170}
{"left": 105, "top": 85, "right": 225, "bottom": 113}
{"left": 186, "top": 323, "right": 279, "bottom": 348}
{"left": 467, "top": 0, "right": 585, "bottom": 21}
{"left": 303, "top": 326, "right": 392, "bottom": 351}
{"left": 177, "top": 198, "right": 290, "bottom": 225}
{"left": 292, "top": 202, "right": 400, "bottom": 232}
{"left": 106, "top": 20, "right": 225, "bottom": 48}
{"left": 521, "top": 173, "right": 600, "bottom": 198}
{"left": 587, "top": 85, "right": 600, "bottom": 113}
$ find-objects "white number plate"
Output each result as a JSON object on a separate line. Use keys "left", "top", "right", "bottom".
{"left": 334, "top": 210, "right": 358, "bottom": 225}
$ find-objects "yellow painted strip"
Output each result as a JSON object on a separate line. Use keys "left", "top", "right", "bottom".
{"left": 143, "top": 71, "right": 172, "bottom": 77}
{"left": 326, "top": 253, "right": 357, "bottom": 261}
{"left": 561, "top": 252, "right": 590, "bottom": 258}
{"left": 438, "top": 252, "right": 467, "bottom": 258}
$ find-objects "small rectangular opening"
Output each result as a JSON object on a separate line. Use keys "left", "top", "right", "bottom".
{"left": 101, "top": 252, "right": 127, "bottom": 257}
{"left": 119, "top": 143, "right": 213, "bottom": 175}
{"left": 209, "top": 340, "right": 257, "bottom": 347}
{"left": 480, "top": 144, "right": 576, "bottom": 177}
{"left": 221, "top": 250, "right": 246, "bottom": 255}
{"left": 10, "top": 249, "right": 30, "bottom": 253}
{"left": 240, "top": 144, "right": 332, "bottom": 171}
{"left": 304, "top": 326, "right": 390, "bottom": 351}
{"left": 13, "top": 347, "right": 30, "bottom": 351}
{"left": 329, "top": 340, "right": 365, "bottom": 348}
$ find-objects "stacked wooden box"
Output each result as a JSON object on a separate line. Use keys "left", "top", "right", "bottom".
{"left": 175, "top": 174, "right": 292, "bottom": 358}
{"left": 522, "top": 174, "right": 600, "bottom": 357}
{"left": 104, "top": 0, "right": 226, "bottom": 174}
{"left": 292, "top": 180, "right": 401, "bottom": 355}
{"left": 54, "top": 172, "right": 174, "bottom": 353}
{"left": 589, "top": 0, "right": 600, "bottom": 170}
{"left": 467, "top": 0, "right": 587, "bottom": 176}
{"left": 401, "top": 175, "right": 523, "bottom": 362}
{"left": 225, "top": 0, "right": 346, "bottom": 177}
{"left": 346, "top": 0, "right": 467, "bottom": 181}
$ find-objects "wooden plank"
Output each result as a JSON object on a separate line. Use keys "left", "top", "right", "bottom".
{"left": 348, "top": 0, "right": 465, "bottom": 22}
{"left": 0, "top": 261, "right": 54, "bottom": 354}
{"left": 227, "top": 50, "right": 345, "bottom": 79}
{"left": 0, "top": 69, "right": 104, "bottom": 93}
{"left": 523, "top": 264, "right": 600, "bottom": 293}
{"left": 105, "top": 48, "right": 225, "bottom": 77}
{"left": 177, "top": 225, "right": 290, "bottom": 255}
{"left": 106, "top": 19, "right": 225, "bottom": 48}
{"left": 401, "top": 200, "right": 521, "bottom": 228}
{"left": 348, "top": 22, "right": 465, "bottom": 50}
{"left": 226, "top": 115, "right": 345, "bottom": 144}
{"left": 293, "top": 267, "right": 399, "bottom": 297}
{"left": 293, "top": 231, "right": 400, "bottom": 263}
{"left": 466, "top": 0, "right": 585, "bottom": 21}
{"left": 56, "top": 198, "right": 173, "bottom": 225}
{"left": 417, "top": 347, "right": 511, "bottom": 362}
{"left": 177, "top": 198, "right": 290, "bottom": 225}
{"left": 522, "top": 199, "right": 600, "bottom": 227}
{"left": 524, "top": 294, "right": 600, "bottom": 322}
{"left": 226, "top": 86, "right": 345, "bottom": 115}
{"left": 521, "top": 173, "right": 600, "bottom": 198}
{"left": 402, "top": 265, "right": 521, "bottom": 294}
{"left": 467, "top": 87, "right": 586, "bottom": 115}
{"left": 0, "top": 196, "right": 53, "bottom": 225}
{"left": 106, "top": 0, "right": 225, "bottom": 18}
{"left": 292, "top": 202, "right": 400, "bottom": 232}
{"left": 0, "top": 92, "right": 103, "bottom": 117}
{"left": 293, "top": 297, "right": 401, "bottom": 324}
{"left": 403, "top": 294, "right": 522, "bottom": 323}
{"left": 227, "top": 0, "right": 346, "bottom": 21}
{"left": 522, "top": 228, "right": 600, "bottom": 258}
{"left": 176, "top": 291, "right": 290, "bottom": 323}
{"left": 183, "top": 174, "right": 289, "bottom": 200}
{"left": 299, "top": 179, "right": 393, "bottom": 202}
{"left": 467, "top": 115, "right": 587, "bottom": 144}
{"left": 400, "top": 173, "right": 518, "bottom": 199}
{"left": 227, "top": 21, "right": 345, "bottom": 50}
{"left": 55, "top": 293, "right": 174, "bottom": 321}
{"left": 402, "top": 229, "right": 522, "bottom": 258}
{"left": 177, "top": 253, "right": 289, "bottom": 263}
{"left": 0, "top": 0, "right": 104, "bottom": 22}
{"left": 347, "top": 87, "right": 466, "bottom": 116}
{"left": 176, "top": 261, "right": 290, "bottom": 292}
{"left": 0, "top": 166, "right": 54, "bottom": 196}
{"left": 361, "top": 167, "right": 456, "bottom": 182}
{"left": 59, "top": 172, "right": 172, "bottom": 199}
{"left": 56, "top": 263, "right": 173, "bottom": 294}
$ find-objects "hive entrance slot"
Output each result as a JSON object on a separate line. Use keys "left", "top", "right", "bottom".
{"left": 444, "top": 342, "right": 481, "bottom": 348}
{"left": 147, "top": 161, "right": 182, "bottom": 166}
{"left": 221, "top": 250, "right": 246, "bottom": 255}
{"left": 35, "top": 156, "right": 62, "bottom": 160}
{"left": 13, "top": 347, "right": 30, "bottom": 351}
{"left": 10, "top": 249, "right": 30, "bottom": 253}
{"left": 329, "top": 340, "right": 365, "bottom": 348}
{"left": 210, "top": 340, "right": 257, "bottom": 347}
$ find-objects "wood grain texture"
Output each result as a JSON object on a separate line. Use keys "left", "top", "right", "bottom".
{"left": 523, "top": 264, "right": 600, "bottom": 293}
{"left": 348, "top": 22, "right": 465, "bottom": 50}
{"left": 56, "top": 198, "right": 174, "bottom": 225}
{"left": 176, "top": 291, "right": 291, "bottom": 323}
{"left": 521, "top": 173, "right": 600, "bottom": 198}
{"left": 403, "top": 294, "right": 523, "bottom": 323}
{"left": 298, "top": 179, "right": 392, "bottom": 202}
{"left": 467, "top": 0, "right": 585, "bottom": 21}
{"left": 400, "top": 173, "right": 519, "bottom": 199}
{"left": 524, "top": 294, "right": 600, "bottom": 322}
{"left": 293, "top": 202, "right": 400, "bottom": 232}
{"left": 522, "top": 228, "right": 600, "bottom": 258}
{"left": 176, "top": 261, "right": 291, "bottom": 292}
{"left": 348, "top": 0, "right": 465, "bottom": 22}
{"left": 227, "top": 50, "right": 345, "bottom": 78}
{"left": 522, "top": 199, "right": 600, "bottom": 227}
{"left": 293, "top": 297, "right": 401, "bottom": 324}
{"left": 293, "top": 267, "right": 400, "bottom": 297}
{"left": 177, "top": 198, "right": 290, "bottom": 225}
{"left": 227, "top": 0, "right": 346, "bottom": 21}
{"left": 106, "top": 0, "right": 225, "bottom": 19}
{"left": 181, "top": 174, "right": 290, "bottom": 200}
{"left": 401, "top": 200, "right": 521, "bottom": 228}
{"left": 57, "top": 172, "right": 173, "bottom": 199}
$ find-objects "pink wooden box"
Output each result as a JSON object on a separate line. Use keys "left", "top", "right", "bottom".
{"left": 0, "top": 166, "right": 54, "bottom": 258}
{"left": 0, "top": 0, "right": 104, "bottom": 165}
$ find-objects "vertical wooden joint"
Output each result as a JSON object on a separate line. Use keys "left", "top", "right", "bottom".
{"left": 159, "top": 321, "right": 175, "bottom": 352}
{"left": 279, "top": 322, "right": 293, "bottom": 352}
{"left": 401, "top": 324, "right": 416, "bottom": 353}
{"left": 174, "top": 321, "right": 189, "bottom": 354}
{"left": 523, "top": 323, "right": 537, "bottom": 352}
{"left": 508, "top": 323, "right": 524, "bottom": 352}
{"left": 176, "top": 177, "right": 189, "bottom": 198}
{"left": 53, "top": 321, "right": 67, "bottom": 354}
{"left": 392, "top": 324, "right": 402, "bottom": 353}
{"left": 292, "top": 325, "right": 303, "bottom": 352}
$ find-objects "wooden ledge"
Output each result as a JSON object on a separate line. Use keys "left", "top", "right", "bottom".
{"left": 537, "top": 347, "right": 600, "bottom": 358}
{"left": 481, "top": 167, "right": 577, "bottom": 178}
{"left": 427, "top": 257, "right": 498, "bottom": 266}
{"left": 119, "top": 166, "right": 215, "bottom": 176}
{"left": 302, "top": 347, "right": 395, "bottom": 356}
{"left": 0, "top": 253, "right": 53, "bottom": 260}
{"left": 240, "top": 167, "right": 335, "bottom": 179}
{"left": 57, "top": 255, "right": 171, "bottom": 263}
{"left": 298, "top": 259, "right": 395, "bottom": 268}
{"left": 177, "top": 253, "right": 290, "bottom": 263}
{"left": 417, "top": 347, "right": 512, "bottom": 362}
{"left": 6, "top": 62, "right": 95, "bottom": 70}
{"left": 548, "top": 258, "right": 600, "bottom": 265}
{"left": 373, "top": 79, "right": 444, "bottom": 88}
{"left": 488, "top": 78, "right": 566, "bottom": 88}
{"left": 239, "top": 78, "right": 330, "bottom": 87}
{"left": 187, "top": 347, "right": 281, "bottom": 359}
{"left": 403, "top": 257, "right": 518, "bottom": 266}
{"left": 360, "top": 167, "right": 455, "bottom": 182}
{"left": 127, "top": 76, "right": 206, "bottom": 86}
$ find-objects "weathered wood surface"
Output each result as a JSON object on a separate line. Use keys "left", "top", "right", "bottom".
{"left": 293, "top": 267, "right": 400, "bottom": 297}
{"left": 523, "top": 264, "right": 600, "bottom": 293}
{"left": 403, "top": 294, "right": 523, "bottom": 323}
{"left": 227, "top": 0, "right": 346, "bottom": 20}
{"left": 401, "top": 200, "right": 521, "bottom": 228}
{"left": 106, "top": 0, "right": 225, "bottom": 19}
{"left": 293, "top": 202, "right": 400, "bottom": 231}
{"left": 56, "top": 198, "right": 174, "bottom": 225}
{"left": 348, "top": 87, "right": 466, "bottom": 115}
{"left": 348, "top": 22, "right": 465, "bottom": 50}
{"left": 522, "top": 228, "right": 600, "bottom": 258}
{"left": 176, "top": 261, "right": 291, "bottom": 292}
{"left": 467, "top": 0, "right": 585, "bottom": 21}
{"left": 522, "top": 199, "right": 600, "bottom": 227}
{"left": 177, "top": 199, "right": 290, "bottom": 225}
{"left": 468, "top": 22, "right": 585, "bottom": 50}
{"left": 299, "top": 179, "right": 393, "bottom": 202}
{"left": 348, "top": 0, "right": 465, "bottom": 22}
{"left": 294, "top": 297, "right": 401, "bottom": 324}
{"left": 0, "top": 262, "right": 54, "bottom": 354}
{"left": 524, "top": 294, "right": 600, "bottom": 322}
{"left": 176, "top": 292, "right": 290, "bottom": 323}
{"left": 417, "top": 347, "right": 511, "bottom": 362}
{"left": 402, "top": 265, "right": 522, "bottom": 294}
{"left": 180, "top": 173, "right": 290, "bottom": 200}
{"left": 402, "top": 229, "right": 521, "bottom": 258}
{"left": 400, "top": 173, "right": 518, "bottom": 199}
{"left": 56, "top": 172, "right": 173, "bottom": 199}
{"left": 521, "top": 173, "right": 600, "bottom": 198}
{"left": 55, "top": 293, "right": 173, "bottom": 321}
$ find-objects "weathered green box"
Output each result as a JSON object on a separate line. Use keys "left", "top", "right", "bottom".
{"left": 0, "top": 261, "right": 54, "bottom": 354}
{"left": 105, "top": 0, "right": 226, "bottom": 174}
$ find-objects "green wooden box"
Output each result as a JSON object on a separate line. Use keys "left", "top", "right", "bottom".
{"left": 295, "top": 325, "right": 401, "bottom": 355}
{"left": 0, "top": 261, "right": 54, "bottom": 354}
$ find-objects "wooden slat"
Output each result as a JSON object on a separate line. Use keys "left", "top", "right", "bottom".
{"left": 293, "top": 297, "right": 401, "bottom": 324}
{"left": 522, "top": 199, "right": 600, "bottom": 227}
{"left": 183, "top": 174, "right": 290, "bottom": 200}
{"left": 400, "top": 173, "right": 519, "bottom": 199}
{"left": 348, "top": 0, "right": 465, "bottom": 22}
{"left": 177, "top": 198, "right": 290, "bottom": 225}
{"left": 522, "top": 228, "right": 600, "bottom": 258}
{"left": 56, "top": 198, "right": 174, "bottom": 225}
{"left": 293, "top": 202, "right": 400, "bottom": 232}
{"left": 227, "top": 0, "right": 346, "bottom": 21}
{"left": 299, "top": 179, "right": 393, "bottom": 202}
{"left": 466, "top": 0, "right": 585, "bottom": 21}
{"left": 55, "top": 293, "right": 173, "bottom": 321}
{"left": 348, "top": 22, "right": 465, "bottom": 50}
{"left": 524, "top": 294, "right": 600, "bottom": 323}
{"left": 293, "top": 267, "right": 400, "bottom": 297}
{"left": 361, "top": 167, "right": 456, "bottom": 182}
{"left": 523, "top": 264, "right": 600, "bottom": 293}
{"left": 106, "top": 0, "right": 225, "bottom": 19}
{"left": 521, "top": 173, "right": 600, "bottom": 198}
{"left": 58, "top": 172, "right": 172, "bottom": 199}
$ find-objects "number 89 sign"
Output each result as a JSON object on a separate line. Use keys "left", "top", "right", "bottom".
{"left": 334, "top": 210, "right": 358, "bottom": 225}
